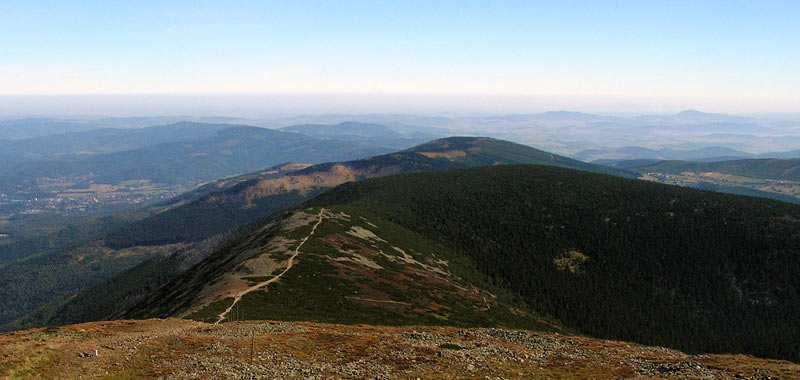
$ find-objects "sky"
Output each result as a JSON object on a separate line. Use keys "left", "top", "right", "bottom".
{"left": 1, "top": 1, "right": 798, "bottom": 113}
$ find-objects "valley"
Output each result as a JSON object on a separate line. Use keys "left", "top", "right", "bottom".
{"left": 0, "top": 176, "right": 188, "bottom": 253}
{"left": 597, "top": 157, "right": 800, "bottom": 204}
{"left": 0, "top": 178, "right": 183, "bottom": 218}
{"left": 640, "top": 171, "right": 800, "bottom": 202}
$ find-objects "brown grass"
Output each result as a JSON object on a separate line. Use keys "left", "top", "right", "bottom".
{"left": 1, "top": 319, "right": 797, "bottom": 379}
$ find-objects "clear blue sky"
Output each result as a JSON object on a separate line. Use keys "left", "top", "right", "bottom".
{"left": 1, "top": 1, "right": 798, "bottom": 111}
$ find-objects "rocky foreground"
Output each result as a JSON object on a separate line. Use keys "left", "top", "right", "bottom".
{"left": 1, "top": 319, "right": 797, "bottom": 379}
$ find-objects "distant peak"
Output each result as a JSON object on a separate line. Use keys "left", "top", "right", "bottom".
{"left": 675, "top": 109, "right": 707, "bottom": 116}
{"left": 408, "top": 136, "right": 494, "bottom": 150}
{"left": 541, "top": 110, "right": 592, "bottom": 116}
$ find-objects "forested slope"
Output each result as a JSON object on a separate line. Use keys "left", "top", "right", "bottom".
{"left": 308, "top": 165, "right": 800, "bottom": 361}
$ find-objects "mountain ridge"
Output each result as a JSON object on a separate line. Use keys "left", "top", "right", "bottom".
{"left": 0, "top": 123, "right": 389, "bottom": 188}
{"left": 102, "top": 136, "right": 630, "bottom": 248}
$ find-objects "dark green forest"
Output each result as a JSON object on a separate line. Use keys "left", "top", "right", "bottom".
{"left": 309, "top": 165, "right": 800, "bottom": 361}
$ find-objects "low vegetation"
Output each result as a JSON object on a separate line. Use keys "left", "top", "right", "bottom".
{"left": 4, "top": 319, "right": 797, "bottom": 379}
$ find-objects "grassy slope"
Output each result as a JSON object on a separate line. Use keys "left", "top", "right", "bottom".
{"left": 186, "top": 207, "right": 559, "bottom": 331}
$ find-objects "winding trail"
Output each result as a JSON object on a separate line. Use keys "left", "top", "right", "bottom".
{"left": 215, "top": 208, "right": 326, "bottom": 324}
{"left": 345, "top": 296, "right": 412, "bottom": 306}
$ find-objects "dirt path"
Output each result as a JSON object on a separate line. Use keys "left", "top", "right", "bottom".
{"left": 345, "top": 296, "right": 412, "bottom": 306}
{"left": 215, "top": 208, "right": 326, "bottom": 324}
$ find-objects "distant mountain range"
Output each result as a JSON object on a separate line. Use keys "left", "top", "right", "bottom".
{"left": 0, "top": 122, "right": 231, "bottom": 160}
{"left": 0, "top": 116, "right": 255, "bottom": 140}
{"left": 635, "top": 109, "right": 756, "bottom": 125}
{"left": 282, "top": 121, "right": 406, "bottom": 139}
{"left": 575, "top": 146, "right": 754, "bottom": 162}
{"left": 464, "top": 109, "right": 760, "bottom": 128}
{"left": 441, "top": 110, "right": 800, "bottom": 161}
{"left": 279, "top": 121, "right": 444, "bottom": 149}
{"left": 0, "top": 118, "right": 103, "bottom": 140}
{"left": 5, "top": 110, "right": 799, "bottom": 160}
{"left": 577, "top": 145, "right": 800, "bottom": 163}
{"left": 0, "top": 123, "right": 390, "bottom": 187}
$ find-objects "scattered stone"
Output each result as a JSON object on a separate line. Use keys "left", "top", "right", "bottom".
{"left": 3, "top": 319, "right": 797, "bottom": 379}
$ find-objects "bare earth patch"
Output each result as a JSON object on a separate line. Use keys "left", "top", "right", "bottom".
{"left": 417, "top": 150, "right": 468, "bottom": 160}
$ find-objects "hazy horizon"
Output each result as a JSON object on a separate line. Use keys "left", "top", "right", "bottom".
{"left": 2, "top": 1, "right": 798, "bottom": 114}
{"left": 1, "top": 93, "right": 798, "bottom": 118}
